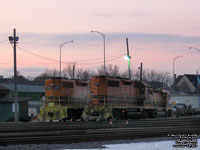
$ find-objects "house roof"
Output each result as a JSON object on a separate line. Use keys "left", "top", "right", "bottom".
{"left": 175, "top": 74, "right": 200, "bottom": 88}
{"left": 174, "top": 75, "right": 183, "bottom": 85}
{"left": 185, "top": 74, "right": 200, "bottom": 87}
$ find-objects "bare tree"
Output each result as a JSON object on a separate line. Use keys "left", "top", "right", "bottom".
{"left": 132, "top": 69, "right": 140, "bottom": 80}
{"left": 97, "top": 65, "right": 104, "bottom": 76}
{"left": 62, "top": 64, "right": 74, "bottom": 79}
{"left": 121, "top": 67, "right": 172, "bottom": 89}
{"left": 76, "top": 68, "right": 96, "bottom": 80}
{"left": 107, "top": 64, "right": 120, "bottom": 77}
{"left": 141, "top": 69, "right": 172, "bottom": 89}
{"left": 121, "top": 69, "right": 135, "bottom": 79}
{"left": 33, "top": 65, "right": 173, "bottom": 89}
{"left": 34, "top": 68, "right": 59, "bottom": 82}
{"left": 14, "top": 71, "right": 27, "bottom": 81}
{"left": 97, "top": 64, "right": 120, "bottom": 77}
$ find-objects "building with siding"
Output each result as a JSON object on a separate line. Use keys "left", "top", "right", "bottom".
{"left": 170, "top": 92, "right": 200, "bottom": 112}
{"left": 0, "top": 98, "right": 29, "bottom": 122}
{"left": 0, "top": 78, "right": 45, "bottom": 117}
{"left": 174, "top": 74, "right": 200, "bottom": 93}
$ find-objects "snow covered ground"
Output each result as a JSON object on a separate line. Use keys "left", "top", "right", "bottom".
{"left": 60, "top": 139, "right": 200, "bottom": 150}
{"left": 0, "top": 137, "right": 198, "bottom": 150}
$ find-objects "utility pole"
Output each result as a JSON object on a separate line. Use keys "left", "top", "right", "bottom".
{"left": 139, "top": 63, "right": 143, "bottom": 81}
{"left": 72, "top": 64, "right": 76, "bottom": 79}
{"left": 9, "top": 29, "right": 19, "bottom": 122}
{"left": 126, "top": 38, "right": 131, "bottom": 80}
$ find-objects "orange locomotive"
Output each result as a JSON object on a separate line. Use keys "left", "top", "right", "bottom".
{"left": 39, "top": 76, "right": 171, "bottom": 121}
{"left": 39, "top": 77, "right": 89, "bottom": 121}
{"left": 82, "top": 76, "right": 171, "bottom": 120}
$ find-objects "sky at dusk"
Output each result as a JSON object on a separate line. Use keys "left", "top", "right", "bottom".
{"left": 0, "top": 0, "right": 200, "bottom": 78}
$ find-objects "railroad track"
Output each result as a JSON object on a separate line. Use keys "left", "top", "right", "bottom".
{"left": 0, "top": 117, "right": 199, "bottom": 145}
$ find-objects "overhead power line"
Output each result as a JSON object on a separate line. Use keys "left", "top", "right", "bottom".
{"left": 76, "top": 55, "right": 123, "bottom": 65}
{"left": 0, "top": 55, "right": 122, "bottom": 67}
{"left": 17, "top": 46, "right": 60, "bottom": 63}
{"left": 72, "top": 54, "right": 125, "bottom": 63}
{"left": 0, "top": 62, "right": 58, "bottom": 65}
{"left": 0, "top": 39, "right": 8, "bottom": 43}
{"left": 17, "top": 45, "right": 125, "bottom": 65}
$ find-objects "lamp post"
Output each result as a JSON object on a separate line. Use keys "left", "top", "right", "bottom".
{"left": 60, "top": 41, "right": 73, "bottom": 77}
{"left": 91, "top": 31, "right": 106, "bottom": 75}
{"left": 124, "top": 38, "right": 131, "bottom": 80}
{"left": 8, "top": 29, "right": 19, "bottom": 122}
{"left": 173, "top": 55, "right": 183, "bottom": 90}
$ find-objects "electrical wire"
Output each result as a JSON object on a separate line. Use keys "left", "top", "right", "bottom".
{"left": 0, "top": 55, "right": 124, "bottom": 65}
{"left": 71, "top": 54, "right": 125, "bottom": 63}
{"left": 1, "top": 43, "right": 125, "bottom": 76}
{"left": 0, "top": 39, "right": 8, "bottom": 43}
{"left": 0, "top": 63, "right": 58, "bottom": 66}
{"left": 76, "top": 55, "right": 123, "bottom": 65}
{"left": 17, "top": 46, "right": 60, "bottom": 63}
{"left": 17, "top": 45, "right": 125, "bottom": 65}
{"left": 0, "top": 56, "right": 124, "bottom": 66}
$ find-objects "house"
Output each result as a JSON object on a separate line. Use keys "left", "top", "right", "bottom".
{"left": 170, "top": 74, "right": 200, "bottom": 113}
{"left": 174, "top": 74, "right": 200, "bottom": 93}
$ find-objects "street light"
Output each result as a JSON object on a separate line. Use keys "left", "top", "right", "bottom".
{"left": 124, "top": 38, "right": 131, "bottom": 80}
{"left": 60, "top": 41, "right": 73, "bottom": 77}
{"left": 173, "top": 55, "right": 183, "bottom": 91}
{"left": 91, "top": 31, "right": 106, "bottom": 75}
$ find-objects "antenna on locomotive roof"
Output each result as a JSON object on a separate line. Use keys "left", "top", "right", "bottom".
{"left": 140, "top": 63, "right": 143, "bottom": 81}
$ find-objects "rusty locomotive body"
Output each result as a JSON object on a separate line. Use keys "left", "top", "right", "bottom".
{"left": 39, "top": 78, "right": 89, "bottom": 121}
{"left": 83, "top": 76, "right": 171, "bottom": 120}
{"left": 39, "top": 76, "right": 171, "bottom": 121}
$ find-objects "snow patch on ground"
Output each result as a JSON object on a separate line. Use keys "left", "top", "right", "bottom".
{"left": 61, "top": 139, "right": 200, "bottom": 150}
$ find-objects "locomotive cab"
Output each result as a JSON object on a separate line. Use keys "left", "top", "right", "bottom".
{"left": 39, "top": 78, "right": 89, "bottom": 121}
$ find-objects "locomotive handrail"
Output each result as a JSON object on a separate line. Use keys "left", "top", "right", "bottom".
{"left": 44, "top": 97, "right": 91, "bottom": 107}
{"left": 43, "top": 96, "right": 171, "bottom": 109}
